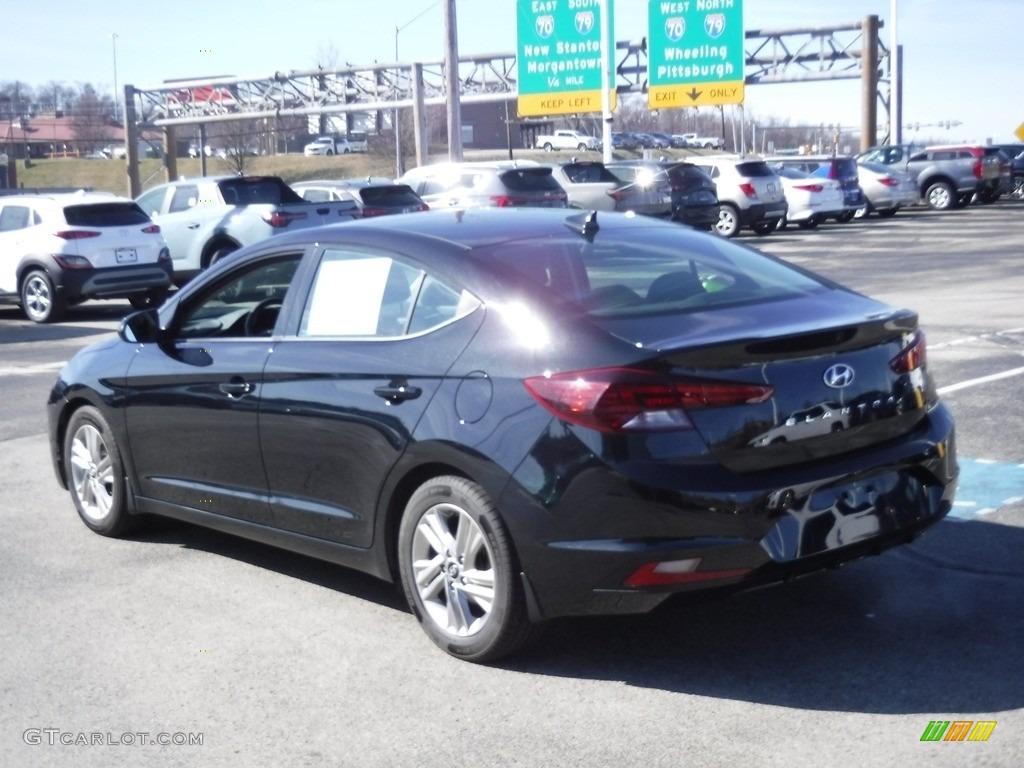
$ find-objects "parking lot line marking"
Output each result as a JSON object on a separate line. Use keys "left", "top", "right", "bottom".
{"left": 937, "top": 365, "right": 1024, "bottom": 395}
{"left": 950, "top": 457, "right": 1024, "bottom": 519}
{"left": 0, "top": 362, "right": 67, "bottom": 376}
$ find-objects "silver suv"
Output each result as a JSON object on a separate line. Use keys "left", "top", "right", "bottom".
{"left": 0, "top": 191, "right": 172, "bottom": 322}
{"left": 686, "top": 156, "right": 788, "bottom": 237}
{"left": 398, "top": 161, "right": 568, "bottom": 209}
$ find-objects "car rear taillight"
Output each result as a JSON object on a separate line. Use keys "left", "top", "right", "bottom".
{"left": 142, "top": 224, "right": 161, "bottom": 234}
{"left": 54, "top": 230, "right": 102, "bottom": 240}
{"left": 890, "top": 332, "right": 927, "bottom": 374}
{"left": 624, "top": 559, "right": 752, "bottom": 587}
{"left": 523, "top": 367, "right": 773, "bottom": 433}
{"left": 738, "top": 183, "right": 757, "bottom": 199}
{"left": 360, "top": 206, "right": 390, "bottom": 217}
{"left": 972, "top": 159, "right": 984, "bottom": 179}
{"left": 793, "top": 183, "right": 824, "bottom": 193}
{"left": 607, "top": 189, "right": 628, "bottom": 202}
{"left": 53, "top": 255, "right": 92, "bottom": 269}
{"left": 263, "top": 210, "right": 309, "bottom": 228}
{"left": 878, "top": 177, "right": 899, "bottom": 187}
{"left": 490, "top": 195, "right": 522, "bottom": 207}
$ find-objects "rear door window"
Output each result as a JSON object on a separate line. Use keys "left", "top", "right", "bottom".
{"left": 0, "top": 204, "right": 33, "bottom": 232}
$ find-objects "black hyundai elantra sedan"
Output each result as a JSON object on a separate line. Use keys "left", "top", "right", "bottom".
{"left": 48, "top": 207, "right": 957, "bottom": 662}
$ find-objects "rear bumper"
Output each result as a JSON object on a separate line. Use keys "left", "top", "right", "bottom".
{"left": 670, "top": 201, "right": 720, "bottom": 229}
{"left": 737, "top": 201, "right": 788, "bottom": 226}
{"left": 506, "top": 402, "right": 956, "bottom": 619}
{"left": 55, "top": 260, "right": 173, "bottom": 300}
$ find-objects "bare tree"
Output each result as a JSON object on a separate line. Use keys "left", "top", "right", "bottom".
{"left": 206, "top": 118, "right": 264, "bottom": 173}
{"left": 69, "top": 84, "right": 116, "bottom": 153}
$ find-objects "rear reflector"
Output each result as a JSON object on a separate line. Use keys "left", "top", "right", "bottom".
{"left": 624, "top": 559, "right": 752, "bottom": 587}
{"left": 878, "top": 177, "right": 899, "bottom": 187}
{"left": 523, "top": 367, "right": 773, "bottom": 433}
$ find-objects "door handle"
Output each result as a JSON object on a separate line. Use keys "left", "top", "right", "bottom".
{"left": 187, "top": 222, "right": 201, "bottom": 229}
{"left": 219, "top": 377, "right": 253, "bottom": 398}
{"left": 374, "top": 384, "right": 422, "bottom": 404}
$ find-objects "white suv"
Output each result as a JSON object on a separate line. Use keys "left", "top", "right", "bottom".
{"left": 0, "top": 191, "right": 172, "bottom": 323}
{"left": 686, "top": 156, "right": 788, "bottom": 238}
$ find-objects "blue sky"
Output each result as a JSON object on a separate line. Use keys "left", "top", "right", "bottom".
{"left": 2, "top": 0, "right": 1021, "bottom": 142}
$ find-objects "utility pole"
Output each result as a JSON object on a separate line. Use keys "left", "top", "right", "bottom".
{"left": 443, "top": 0, "right": 462, "bottom": 161}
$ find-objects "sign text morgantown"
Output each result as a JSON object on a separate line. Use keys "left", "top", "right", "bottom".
{"left": 527, "top": 57, "right": 602, "bottom": 74}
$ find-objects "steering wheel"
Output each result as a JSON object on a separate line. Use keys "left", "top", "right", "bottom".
{"left": 245, "top": 298, "right": 284, "bottom": 337}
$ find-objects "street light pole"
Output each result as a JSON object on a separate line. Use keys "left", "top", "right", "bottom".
{"left": 395, "top": 1, "right": 441, "bottom": 177}
{"left": 111, "top": 33, "right": 120, "bottom": 124}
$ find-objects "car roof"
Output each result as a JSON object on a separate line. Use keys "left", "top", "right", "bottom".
{"left": 249, "top": 207, "right": 680, "bottom": 254}
{"left": 0, "top": 190, "right": 128, "bottom": 205}
{"left": 402, "top": 160, "right": 542, "bottom": 175}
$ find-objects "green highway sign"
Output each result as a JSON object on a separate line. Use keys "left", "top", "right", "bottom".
{"left": 647, "top": 0, "right": 745, "bottom": 109}
{"left": 517, "top": 0, "right": 616, "bottom": 116}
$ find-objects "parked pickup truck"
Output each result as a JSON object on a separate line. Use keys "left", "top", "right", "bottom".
{"left": 535, "top": 130, "right": 601, "bottom": 152}
{"left": 136, "top": 175, "right": 358, "bottom": 283}
{"left": 677, "top": 133, "right": 725, "bottom": 150}
{"left": 857, "top": 144, "right": 1002, "bottom": 210}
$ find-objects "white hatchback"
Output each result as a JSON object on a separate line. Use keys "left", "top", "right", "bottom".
{"left": 0, "top": 191, "right": 172, "bottom": 323}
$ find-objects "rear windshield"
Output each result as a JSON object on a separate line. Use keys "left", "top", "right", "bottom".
{"left": 498, "top": 168, "right": 563, "bottom": 192}
{"left": 479, "top": 223, "right": 827, "bottom": 319}
{"left": 218, "top": 177, "right": 304, "bottom": 205}
{"left": 665, "top": 164, "right": 711, "bottom": 182}
{"left": 63, "top": 202, "right": 151, "bottom": 227}
{"left": 359, "top": 185, "right": 424, "bottom": 206}
{"left": 833, "top": 158, "right": 858, "bottom": 178}
{"left": 734, "top": 161, "right": 776, "bottom": 178}
{"left": 563, "top": 163, "right": 620, "bottom": 184}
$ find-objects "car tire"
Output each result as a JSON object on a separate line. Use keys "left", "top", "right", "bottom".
{"left": 877, "top": 208, "right": 899, "bottom": 218}
{"left": 924, "top": 181, "right": 955, "bottom": 210}
{"left": 397, "top": 475, "right": 541, "bottom": 662}
{"left": 577, "top": 143, "right": 588, "bottom": 151}
{"left": 714, "top": 203, "right": 741, "bottom": 238}
{"left": 797, "top": 217, "right": 819, "bottom": 229}
{"left": 128, "top": 288, "right": 170, "bottom": 310}
{"left": 978, "top": 190, "right": 999, "bottom": 204}
{"left": 326, "top": 149, "right": 334, "bottom": 156}
{"left": 751, "top": 220, "right": 777, "bottom": 236}
{"left": 64, "top": 405, "right": 137, "bottom": 537}
{"left": 1012, "top": 175, "right": 1024, "bottom": 201}
{"left": 20, "top": 269, "right": 66, "bottom": 323}
{"left": 836, "top": 210, "right": 855, "bottom": 223}
{"left": 542, "top": 143, "right": 553, "bottom": 152}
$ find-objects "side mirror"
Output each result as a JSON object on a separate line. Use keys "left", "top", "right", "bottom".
{"left": 119, "top": 308, "right": 161, "bottom": 344}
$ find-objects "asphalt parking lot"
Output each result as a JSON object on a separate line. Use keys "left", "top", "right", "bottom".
{"left": 1, "top": 200, "right": 1022, "bottom": 767}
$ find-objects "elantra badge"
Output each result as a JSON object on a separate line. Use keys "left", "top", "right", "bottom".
{"left": 823, "top": 364, "right": 855, "bottom": 389}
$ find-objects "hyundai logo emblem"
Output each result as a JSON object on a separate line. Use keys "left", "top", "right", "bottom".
{"left": 823, "top": 364, "right": 855, "bottom": 389}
